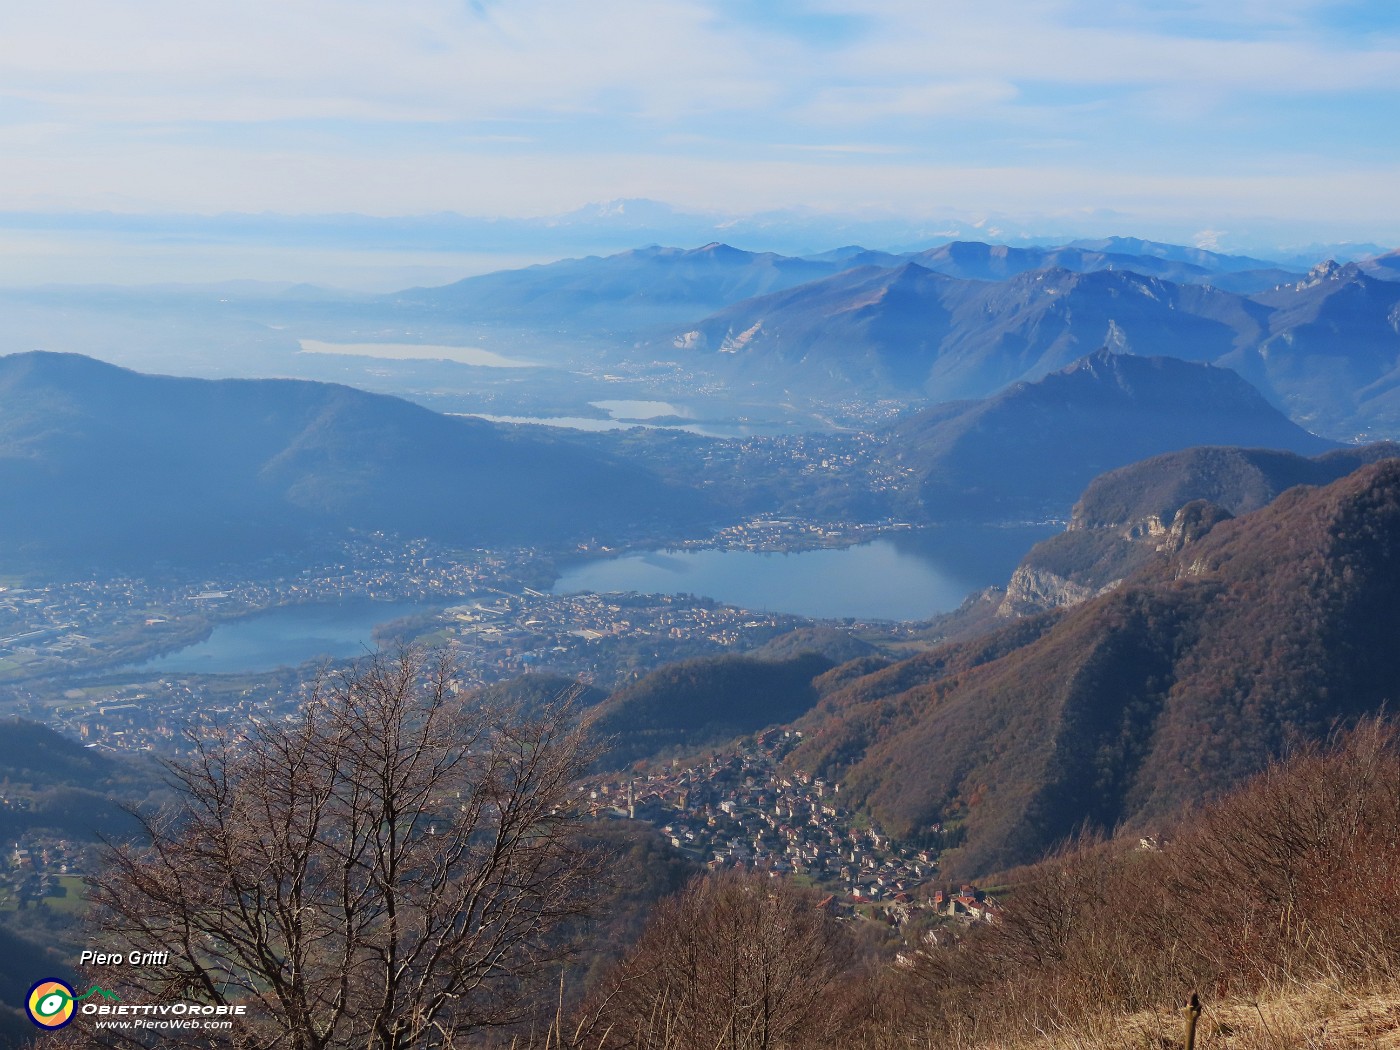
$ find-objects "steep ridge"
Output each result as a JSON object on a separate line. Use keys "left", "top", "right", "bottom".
{"left": 997, "top": 442, "right": 1400, "bottom": 613}
{"left": 1071, "top": 442, "right": 1400, "bottom": 531}
{"left": 881, "top": 350, "right": 1334, "bottom": 521}
{"left": 791, "top": 458, "right": 1400, "bottom": 877}
{"left": 907, "top": 240, "right": 1216, "bottom": 284}
{"left": 1064, "top": 236, "right": 1283, "bottom": 273}
{"left": 668, "top": 262, "right": 962, "bottom": 389}
{"left": 1223, "top": 262, "right": 1400, "bottom": 436}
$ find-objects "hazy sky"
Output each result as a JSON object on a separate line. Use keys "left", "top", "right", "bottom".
{"left": 1, "top": 0, "right": 1398, "bottom": 249}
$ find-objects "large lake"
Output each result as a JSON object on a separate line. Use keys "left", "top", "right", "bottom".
{"left": 132, "top": 600, "right": 437, "bottom": 674}
{"left": 551, "top": 528, "right": 1057, "bottom": 621}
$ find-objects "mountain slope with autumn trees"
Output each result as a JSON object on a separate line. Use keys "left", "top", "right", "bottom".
{"left": 790, "top": 457, "right": 1400, "bottom": 877}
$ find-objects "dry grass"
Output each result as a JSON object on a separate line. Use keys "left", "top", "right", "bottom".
{"left": 968, "top": 982, "right": 1400, "bottom": 1050}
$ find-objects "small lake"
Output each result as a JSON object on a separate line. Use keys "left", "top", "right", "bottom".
{"left": 551, "top": 528, "right": 1057, "bottom": 621}
{"left": 131, "top": 600, "right": 438, "bottom": 674}
{"left": 590, "top": 399, "right": 681, "bottom": 420}
{"left": 460, "top": 398, "right": 789, "bottom": 438}
{"left": 298, "top": 339, "right": 536, "bottom": 369}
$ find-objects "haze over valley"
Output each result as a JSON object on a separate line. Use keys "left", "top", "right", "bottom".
{"left": 6, "top": 229, "right": 1400, "bottom": 817}
{"left": 6, "top": 230, "right": 1400, "bottom": 886}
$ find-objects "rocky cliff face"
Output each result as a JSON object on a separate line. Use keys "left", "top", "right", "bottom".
{"left": 997, "top": 566, "right": 1109, "bottom": 617}
{"left": 1157, "top": 499, "right": 1234, "bottom": 554}
{"left": 996, "top": 445, "right": 1400, "bottom": 618}
{"left": 999, "top": 500, "right": 1234, "bottom": 617}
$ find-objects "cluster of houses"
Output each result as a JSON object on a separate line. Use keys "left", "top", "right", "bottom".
{"left": 3, "top": 835, "right": 84, "bottom": 909}
{"left": 578, "top": 730, "right": 1000, "bottom": 924}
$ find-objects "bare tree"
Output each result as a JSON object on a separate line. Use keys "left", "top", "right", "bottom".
{"left": 85, "top": 647, "right": 597, "bottom": 1050}
{"left": 580, "top": 870, "right": 851, "bottom": 1050}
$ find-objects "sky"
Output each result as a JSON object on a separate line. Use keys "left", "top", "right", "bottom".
{"left": 1, "top": 0, "right": 1398, "bottom": 282}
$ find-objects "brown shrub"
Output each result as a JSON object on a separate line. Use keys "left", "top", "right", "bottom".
{"left": 888, "top": 718, "right": 1400, "bottom": 1047}
{"left": 572, "top": 870, "right": 854, "bottom": 1050}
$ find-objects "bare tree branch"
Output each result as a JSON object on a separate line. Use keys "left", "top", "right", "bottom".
{"left": 84, "top": 646, "right": 598, "bottom": 1050}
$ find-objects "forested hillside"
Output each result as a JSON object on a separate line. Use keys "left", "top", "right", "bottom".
{"left": 793, "top": 458, "right": 1400, "bottom": 876}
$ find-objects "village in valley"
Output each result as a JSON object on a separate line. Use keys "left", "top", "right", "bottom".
{"left": 576, "top": 729, "right": 1003, "bottom": 929}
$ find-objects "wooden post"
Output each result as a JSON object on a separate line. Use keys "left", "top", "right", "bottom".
{"left": 1183, "top": 992, "right": 1202, "bottom": 1050}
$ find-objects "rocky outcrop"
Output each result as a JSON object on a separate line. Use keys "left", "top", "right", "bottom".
{"left": 1000, "top": 500, "right": 1232, "bottom": 617}
{"left": 1157, "top": 500, "right": 1234, "bottom": 554}
{"left": 998, "top": 566, "right": 1118, "bottom": 617}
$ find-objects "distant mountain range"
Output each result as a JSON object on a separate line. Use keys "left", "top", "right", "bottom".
{"left": 0, "top": 352, "right": 711, "bottom": 572}
{"left": 1223, "top": 261, "right": 1400, "bottom": 437}
{"left": 392, "top": 243, "right": 837, "bottom": 331}
{"left": 676, "top": 264, "right": 1271, "bottom": 398}
{"left": 10, "top": 201, "right": 1392, "bottom": 269}
{"left": 9, "top": 229, "right": 1399, "bottom": 439}
{"left": 364, "top": 234, "right": 1400, "bottom": 440}
{"left": 855, "top": 239, "right": 1293, "bottom": 292}
{"left": 789, "top": 456, "right": 1400, "bottom": 877}
{"left": 395, "top": 235, "right": 1319, "bottom": 337}
{"left": 662, "top": 253, "right": 1400, "bottom": 438}
{"left": 1358, "top": 247, "right": 1400, "bottom": 281}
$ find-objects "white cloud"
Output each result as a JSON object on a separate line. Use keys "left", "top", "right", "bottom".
{"left": 800, "top": 80, "right": 1020, "bottom": 124}
{"left": 804, "top": 0, "right": 1400, "bottom": 98}
{"left": 771, "top": 143, "right": 910, "bottom": 155}
{"left": 0, "top": 0, "right": 786, "bottom": 125}
{"left": 0, "top": 0, "right": 1396, "bottom": 246}
{"left": 3, "top": 1, "right": 1396, "bottom": 136}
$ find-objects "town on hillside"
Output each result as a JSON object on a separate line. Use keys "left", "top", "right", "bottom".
{"left": 575, "top": 729, "right": 1004, "bottom": 926}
